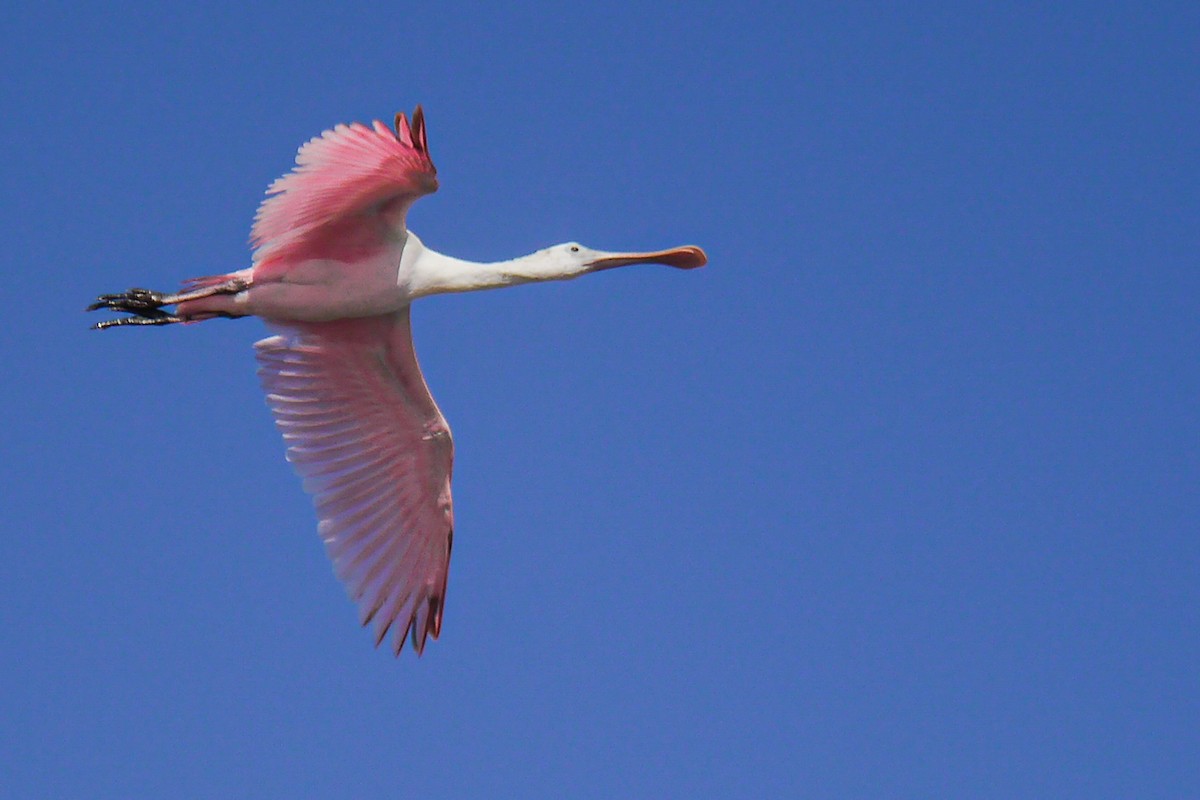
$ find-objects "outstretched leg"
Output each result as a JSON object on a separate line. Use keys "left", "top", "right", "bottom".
{"left": 87, "top": 276, "right": 250, "bottom": 330}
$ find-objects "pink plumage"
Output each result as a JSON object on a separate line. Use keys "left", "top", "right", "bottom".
{"left": 89, "top": 105, "right": 706, "bottom": 658}
{"left": 256, "top": 312, "right": 452, "bottom": 655}
{"left": 252, "top": 108, "right": 437, "bottom": 270}
{"left": 248, "top": 107, "right": 448, "bottom": 654}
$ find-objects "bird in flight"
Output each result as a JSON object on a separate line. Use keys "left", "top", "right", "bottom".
{"left": 89, "top": 106, "right": 706, "bottom": 656}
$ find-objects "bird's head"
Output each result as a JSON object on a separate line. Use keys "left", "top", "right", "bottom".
{"left": 540, "top": 242, "right": 708, "bottom": 279}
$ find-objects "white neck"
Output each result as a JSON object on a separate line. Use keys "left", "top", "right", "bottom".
{"left": 402, "top": 232, "right": 578, "bottom": 299}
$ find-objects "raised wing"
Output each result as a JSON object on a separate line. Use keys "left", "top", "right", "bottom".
{"left": 252, "top": 106, "right": 437, "bottom": 268}
{"left": 255, "top": 309, "right": 453, "bottom": 656}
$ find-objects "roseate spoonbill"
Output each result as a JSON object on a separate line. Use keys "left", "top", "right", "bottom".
{"left": 88, "top": 106, "right": 706, "bottom": 656}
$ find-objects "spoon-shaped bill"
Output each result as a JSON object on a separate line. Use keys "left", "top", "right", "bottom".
{"left": 586, "top": 245, "right": 707, "bottom": 271}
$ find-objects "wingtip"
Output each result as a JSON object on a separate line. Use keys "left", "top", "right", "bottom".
{"left": 413, "top": 620, "right": 430, "bottom": 656}
{"left": 391, "top": 620, "right": 412, "bottom": 657}
{"left": 412, "top": 104, "right": 429, "bottom": 155}
{"left": 393, "top": 106, "right": 430, "bottom": 159}
{"left": 393, "top": 111, "right": 413, "bottom": 147}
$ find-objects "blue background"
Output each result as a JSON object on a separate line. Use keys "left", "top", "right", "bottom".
{"left": 3, "top": 2, "right": 1197, "bottom": 797}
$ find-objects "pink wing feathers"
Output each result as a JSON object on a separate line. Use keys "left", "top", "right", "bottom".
{"left": 248, "top": 108, "right": 450, "bottom": 655}
{"left": 251, "top": 106, "right": 437, "bottom": 270}
{"left": 256, "top": 310, "right": 454, "bottom": 655}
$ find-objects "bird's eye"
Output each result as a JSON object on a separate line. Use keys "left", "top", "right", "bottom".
{"left": 569, "top": 245, "right": 580, "bottom": 253}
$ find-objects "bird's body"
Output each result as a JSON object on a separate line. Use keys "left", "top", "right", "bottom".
{"left": 90, "top": 106, "right": 705, "bottom": 656}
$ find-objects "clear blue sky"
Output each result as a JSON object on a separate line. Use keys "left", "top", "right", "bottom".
{"left": 3, "top": 2, "right": 1197, "bottom": 797}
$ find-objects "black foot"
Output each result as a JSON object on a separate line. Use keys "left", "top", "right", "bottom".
{"left": 92, "top": 314, "right": 185, "bottom": 330}
{"left": 88, "top": 278, "right": 249, "bottom": 330}
{"left": 87, "top": 287, "right": 167, "bottom": 315}
{"left": 87, "top": 287, "right": 182, "bottom": 330}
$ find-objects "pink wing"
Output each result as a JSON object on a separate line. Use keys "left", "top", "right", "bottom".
{"left": 255, "top": 310, "right": 454, "bottom": 656}
{"left": 251, "top": 106, "right": 437, "bottom": 270}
